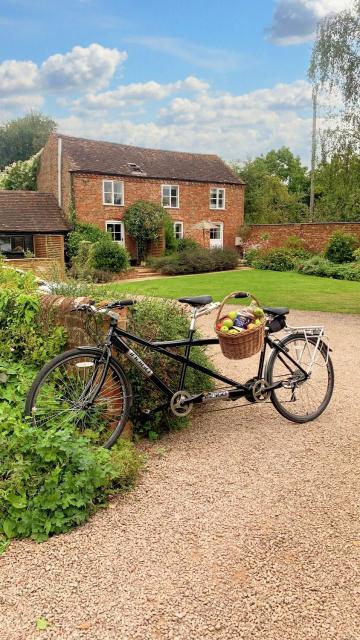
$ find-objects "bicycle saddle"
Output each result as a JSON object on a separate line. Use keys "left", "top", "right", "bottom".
{"left": 263, "top": 306, "right": 289, "bottom": 316}
{"left": 178, "top": 295, "right": 213, "bottom": 307}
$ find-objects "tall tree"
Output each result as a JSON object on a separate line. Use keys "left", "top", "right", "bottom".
{"left": 309, "top": 1, "right": 360, "bottom": 155}
{"left": 314, "top": 150, "right": 360, "bottom": 222}
{"left": 0, "top": 112, "right": 57, "bottom": 170}
{"left": 233, "top": 155, "right": 309, "bottom": 224}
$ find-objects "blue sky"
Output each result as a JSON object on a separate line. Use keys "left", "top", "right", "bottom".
{"left": 0, "top": 0, "right": 351, "bottom": 163}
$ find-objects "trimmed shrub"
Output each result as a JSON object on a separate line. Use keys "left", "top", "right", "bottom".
{"left": 123, "top": 298, "right": 214, "bottom": 438}
{"left": 152, "top": 248, "right": 238, "bottom": 275}
{"left": 325, "top": 231, "right": 359, "bottom": 264}
{"left": 177, "top": 238, "right": 199, "bottom": 252}
{"left": 89, "top": 237, "right": 130, "bottom": 273}
{"left": 67, "top": 222, "right": 109, "bottom": 259}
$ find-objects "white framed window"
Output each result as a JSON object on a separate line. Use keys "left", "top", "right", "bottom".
{"left": 106, "top": 220, "right": 125, "bottom": 245}
{"left": 103, "top": 180, "right": 124, "bottom": 206}
{"left": 210, "top": 188, "right": 225, "bottom": 210}
{"left": 161, "top": 184, "right": 179, "bottom": 208}
{"left": 173, "top": 221, "right": 184, "bottom": 240}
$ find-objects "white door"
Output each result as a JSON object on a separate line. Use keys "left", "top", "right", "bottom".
{"left": 106, "top": 221, "right": 125, "bottom": 245}
{"left": 209, "top": 223, "right": 223, "bottom": 249}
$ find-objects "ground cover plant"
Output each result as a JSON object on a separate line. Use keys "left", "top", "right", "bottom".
{"left": 0, "top": 264, "right": 142, "bottom": 548}
{"left": 102, "top": 269, "right": 360, "bottom": 315}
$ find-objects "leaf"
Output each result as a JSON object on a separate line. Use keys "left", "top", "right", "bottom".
{"left": 3, "top": 519, "right": 14, "bottom": 539}
{"left": 36, "top": 617, "right": 49, "bottom": 631}
{"left": 7, "top": 493, "right": 27, "bottom": 509}
{"left": 0, "top": 372, "right": 8, "bottom": 384}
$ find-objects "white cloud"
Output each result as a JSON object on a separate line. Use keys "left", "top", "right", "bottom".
{"left": 0, "top": 44, "right": 127, "bottom": 100}
{"left": 69, "top": 76, "right": 209, "bottom": 112}
{"left": 40, "top": 43, "right": 127, "bottom": 92}
{"left": 0, "top": 60, "right": 39, "bottom": 95}
{"left": 266, "top": 0, "right": 354, "bottom": 45}
{"left": 57, "top": 79, "right": 316, "bottom": 164}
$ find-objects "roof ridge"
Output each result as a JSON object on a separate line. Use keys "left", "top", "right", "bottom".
{"left": 57, "top": 132, "right": 220, "bottom": 159}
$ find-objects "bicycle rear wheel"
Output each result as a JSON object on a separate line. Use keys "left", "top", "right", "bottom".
{"left": 266, "top": 332, "right": 334, "bottom": 423}
{"left": 25, "top": 348, "right": 132, "bottom": 448}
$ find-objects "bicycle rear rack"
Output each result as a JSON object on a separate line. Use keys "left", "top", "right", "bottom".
{"left": 284, "top": 325, "right": 330, "bottom": 369}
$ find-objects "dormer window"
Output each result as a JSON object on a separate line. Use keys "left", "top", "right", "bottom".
{"left": 127, "top": 162, "right": 146, "bottom": 175}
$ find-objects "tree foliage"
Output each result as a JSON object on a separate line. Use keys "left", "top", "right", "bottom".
{"left": 123, "top": 200, "right": 167, "bottom": 262}
{"left": 314, "top": 150, "right": 360, "bottom": 221}
{"left": 0, "top": 154, "right": 39, "bottom": 191}
{"left": 232, "top": 148, "right": 309, "bottom": 224}
{"left": 0, "top": 112, "right": 56, "bottom": 170}
{"left": 309, "top": 1, "right": 360, "bottom": 155}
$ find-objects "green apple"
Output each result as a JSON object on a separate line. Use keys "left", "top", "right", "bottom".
{"left": 222, "top": 318, "right": 234, "bottom": 328}
{"left": 220, "top": 325, "right": 229, "bottom": 333}
{"left": 253, "top": 307, "right": 264, "bottom": 318}
{"left": 228, "top": 329, "right": 238, "bottom": 335}
{"left": 227, "top": 311, "right": 237, "bottom": 320}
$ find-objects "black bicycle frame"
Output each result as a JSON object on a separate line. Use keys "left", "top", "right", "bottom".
{"left": 103, "top": 319, "right": 309, "bottom": 405}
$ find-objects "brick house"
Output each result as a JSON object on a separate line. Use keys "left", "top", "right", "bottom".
{"left": 0, "top": 190, "right": 69, "bottom": 264}
{"left": 37, "top": 134, "right": 245, "bottom": 258}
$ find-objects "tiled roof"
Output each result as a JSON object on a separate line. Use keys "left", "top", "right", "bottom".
{"left": 58, "top": 134, "right": 244, "bottom": 185}
{"left": 0, "top": 191, "right": 70, "bottom": 233}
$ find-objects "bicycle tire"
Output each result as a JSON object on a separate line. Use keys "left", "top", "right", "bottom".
{"left": 266, "top": 332, "right": 334, "bottom": 423}
{"left": 25, "top": 348, "right": 133, "bottom": 448}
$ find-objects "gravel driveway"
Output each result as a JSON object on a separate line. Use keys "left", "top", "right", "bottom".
{"left": 1, "top": 309, "right": 360, "bottom": 640}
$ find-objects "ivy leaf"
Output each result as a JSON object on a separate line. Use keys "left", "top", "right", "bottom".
{"left": 36, "top": 617, "right": 49, "bottom": 631}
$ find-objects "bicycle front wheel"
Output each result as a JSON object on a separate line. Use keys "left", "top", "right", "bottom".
{"left": 267, "top": 332, "right": 334, "bottom": 423}
{"left": 25, "top": 348, "right": 132, "bottom": 448}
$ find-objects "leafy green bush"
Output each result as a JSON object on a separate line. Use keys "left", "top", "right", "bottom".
{"left": 123, "top": 298, "right": 214, "bottom": 438}
{"left": 123, "top": 201, "right": 166, "bottom": 262}
{"left": 0, "top": 263, "right": 66, "bottom": 365}
{"left": 152, "top": 247, "right": 238, "bottom": 275}
{"left": 89, "top": 237, "right": 130, "bottom": 273}
{"left": 67, "top": 223, "right": 109, "bottom": 259}
{"left": 0, "top": 264, "right": 142, "bottom": 548}
{"left": 352, "top": 248, "right": 360, "bottom": 262}
{"left": 297, "top": 255, "right": 338, "bottom": 277}
{"left": 324, "top": 230, "right": 359, "bottom": 263}
{"left": 252, "top": 248, "right": 298, "bottom": 272}
{"left": 297, "top": 255, "right": 360, "bottom": 281}
{"left": 177, "top": 238, "right": 199, "bottom": 252}
{"left": 163, "top": 214, "right": 178, "bottom": 255}
{"left": 0, "top": 360, "right": 142, "bottom": 543}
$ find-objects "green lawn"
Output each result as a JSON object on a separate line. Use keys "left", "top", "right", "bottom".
{"left": 104, "top": 269, "right": 360, "bottom": 314}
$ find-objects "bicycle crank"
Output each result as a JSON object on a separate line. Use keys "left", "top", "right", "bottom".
{"left": 252, "top": 379, "right": 270, "bottom": 403}
{"left": 170, "top": 390, "right": 193, "bottom": 417}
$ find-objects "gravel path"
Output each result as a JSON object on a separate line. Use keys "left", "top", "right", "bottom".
{"left": 1, "top": 309, "right": 360, "bottom": 640}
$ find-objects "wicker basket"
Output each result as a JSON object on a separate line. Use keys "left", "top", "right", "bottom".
{"left": 214, "top": 292, "right": 265, "bottom": 360}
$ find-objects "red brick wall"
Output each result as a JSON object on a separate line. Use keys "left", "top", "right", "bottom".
{"left": 37, "top": 134, "right": 58, "bottom": 199}
{"left": 246, "top": 223, "right": 360, "bottom": 252}
{"left": 72, "top": 173, "right": 244, "bottom": 257}
{"left": 37, "top": 134, "right": 73, "bottom": 217}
